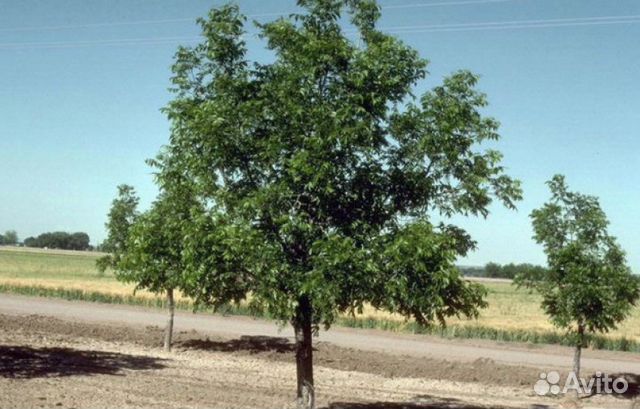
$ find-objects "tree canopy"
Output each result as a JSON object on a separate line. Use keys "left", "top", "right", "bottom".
{"left": 117, "top": 193, "right": 185, "bottom": 293}
{"left": 163, "top": 0, "right": 521, "bottom": 326}
{"left": 96, "top": 185, "right": 139, "bottom": 272}
{"left": 115, "top": 155, "right": 201, "bottom": 296}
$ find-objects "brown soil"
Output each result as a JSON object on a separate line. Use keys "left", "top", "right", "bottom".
{"left": 0, "top": 314, "right": 539, "bottom": 387}
{"left": 0, "top": 313, "right": 634, "bottom": 408}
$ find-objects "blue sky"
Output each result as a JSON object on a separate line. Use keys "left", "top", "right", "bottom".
{"left": 1, "top": 0, "right": 639, "bottom": 270}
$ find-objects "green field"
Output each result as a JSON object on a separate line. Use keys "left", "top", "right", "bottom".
{"left": 1, "top": 246, "right": 639, "bottom": 352}
{"left": 0, "top": 246, "right": 108, "bottom": 280}
{"left": 0, "top": 246, "right": 184, "bottom": 303}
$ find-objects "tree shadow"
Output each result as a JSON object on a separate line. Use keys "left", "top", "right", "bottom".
{"left": 328, "top": 395, "right": 518, "bottom": 409}
{"left": 583, "top": 372, "right": 640, "bottom": 399}
{"left": 178, "top": 335, "right": 297, "bottom": 354}
{"left": 0, "top": 345, "right": 166, "bottom": 379}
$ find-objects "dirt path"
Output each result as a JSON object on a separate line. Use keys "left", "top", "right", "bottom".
{"left": 1, "top": 294, "right": 639, "bottom": 375}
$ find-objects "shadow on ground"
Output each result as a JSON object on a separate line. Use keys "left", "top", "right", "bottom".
{"left": 328, "top": 394, "right": 518, "bottom": 409}
{"left": 0, "top": 345, "right": 166, "bottom": 379}
{"left": 178, "top": 335, "right": 297, "bottom": 354}
{"left": 583, "top": 372, "right": 640, "bottom": 399}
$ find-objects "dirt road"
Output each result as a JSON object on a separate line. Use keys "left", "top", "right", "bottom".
{"left": 1, "top": 293, "right": 639, "bottom": 375}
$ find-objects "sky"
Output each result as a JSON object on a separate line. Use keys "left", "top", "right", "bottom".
{"left": 1, "top": 0, "right": 639, "bottom": 270}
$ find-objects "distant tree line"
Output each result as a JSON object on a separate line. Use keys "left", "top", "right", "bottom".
{"left": 23, "top": 232, "right": 91, "bottom": 251}
{"left": 0, "top": 230, "right": 18, "bottom": 245}
{"left": 460, "top": 262, "right": 547, "bottom": 279}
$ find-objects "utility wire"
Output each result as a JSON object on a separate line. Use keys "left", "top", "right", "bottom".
{"left": 0, "top": 0, "right": 523, "bottom": 33}
{"left": 382, "top": 0, "right": 514, "bottom": 9}
{"left": 0, "top": 11, "right": 287, "bottom": 33}
{"left": 366, "top": 14, "right": 640, "bottom": 32}
{"left": 2, "top": 12, "right": 640, "bottom": 49}
{"left": 382, "top": 15, "right": 640, "bottom": 33}
{"left": 0, "top": 18, "right": 193, "bottom": 33}
{"left": 0, "top": 36, "right": 200, "bottom": 50}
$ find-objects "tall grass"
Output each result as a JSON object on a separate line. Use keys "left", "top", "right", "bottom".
{"left": 0, "top": 283, "right": 251, "bottom": 315}
{"left": 338, "top": 316, "right": 640, "bottom": 353}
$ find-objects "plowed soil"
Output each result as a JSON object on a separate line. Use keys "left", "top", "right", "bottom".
{"left": 0, "top": 313, "right": 635, "bottom": 409}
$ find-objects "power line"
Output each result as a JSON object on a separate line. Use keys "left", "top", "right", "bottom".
{"left": 381, "top": 15, "right": 640, "bottom": 33}
{"left": 0, "top": 11, "right": 288, "bottom": 33}
{"left": 0, "top": 18, "right": 194, "bottom": 33}
{"left": 368, "top": 14, "right": 640, "bottom": 32}
{"left": 382, "top": 0, "right": 514, "bottom": 9}
{"left": 3, "top": 13, "right": 640, "bottom": 50}
{"left": 0, "top": 36, "right": 199, "bottom": 50}
{"left": 0, "top": 0, "right": 522, "bottom": 33}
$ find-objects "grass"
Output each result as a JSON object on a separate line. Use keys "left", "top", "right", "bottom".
{"left": 1, "top": 245, "right": 640, "bottom": 352}
{"left": 0, "top": 246, "right": 109, "bottom": 281}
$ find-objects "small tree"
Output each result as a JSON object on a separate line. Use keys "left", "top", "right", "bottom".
{"left": 3, "top": 230, "right": 18, "bottom": 246}
{"left": 147, "top": 150, "right": 254, "bottom": 351}
{"left": 99, "top": 167, "right": 204, "bottom": 351}
{"left": 118, "top": 191, "right": 189, "bottom": 351}
{"left": 518, "top": 175, "right": 639, "bottom": 382}
{"left": 162, "top": 2, "right": 522, "bottom": 406}
{"left": 97, "top": 185, "right": 139, "bottom": 272}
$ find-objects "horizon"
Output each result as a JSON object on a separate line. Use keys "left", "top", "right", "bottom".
{"left": 2, "top": 0, "right": 639, "bottom": 270}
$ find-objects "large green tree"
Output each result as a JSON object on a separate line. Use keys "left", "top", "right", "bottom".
{"left": 517, "top": 175, "right": 639, "bottom": 383}
{"left": 161, "top": 1, "right": 522, "bottom": 406}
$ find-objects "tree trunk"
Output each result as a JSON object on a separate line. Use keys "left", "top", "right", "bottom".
{"left": 294, "top": 295, "right": 314, "bottom": 409}
{"left": 572, "top": 324, "right": 585, "bottom": 397}
{"left": 163, "top": 288, "right": 175, "bottom": 352}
